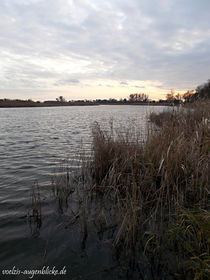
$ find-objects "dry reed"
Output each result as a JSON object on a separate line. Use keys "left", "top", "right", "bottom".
{"left": 87, "top": 100, "right": 210, "bottom": 279}
{"left": 48, "top": 100, "right": 209, "bottom": 279}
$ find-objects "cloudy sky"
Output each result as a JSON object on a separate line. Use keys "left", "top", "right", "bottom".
{"left": 0, "top": 0, "right": 210, "bottom": 101}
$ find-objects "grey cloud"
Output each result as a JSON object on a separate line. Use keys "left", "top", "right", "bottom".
{"left": 0, "top": 0, "right": 210, "bottom": 97}
{"left": 134, "top": 86, "right": 145, "bottom": 89}
{"left": 54, "top": 78, "right": 80, "bottom": 86}
{"left": 120, "top": 81, "right": 128, "bottom": 85}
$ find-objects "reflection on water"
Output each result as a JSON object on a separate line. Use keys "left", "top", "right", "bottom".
{"left": 0, "top": 105, "right": 167, "bottom": 279}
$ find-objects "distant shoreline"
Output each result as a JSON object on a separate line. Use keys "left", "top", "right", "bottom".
{"left": 0, "top": 103, "right": 98, "bottom": 108}
{"left": 0, "top": 100, "right": 170, "bottom": 108}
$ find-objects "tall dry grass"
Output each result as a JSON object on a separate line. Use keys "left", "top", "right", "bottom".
{"left": 91, "top": 102, "right": 209, "bottom": 208}
{"left": 47, "top": 100, "right": 209, "bottom": 279}
{"left": 88, "top": 100, "right": 210, "bottom": 278}
{"left": 28, "top": 180, "right": 42, "bottom": 237}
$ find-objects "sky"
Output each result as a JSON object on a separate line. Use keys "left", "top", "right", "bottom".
{"left": 0, "top": 0, "right": 210, "bottom": 101}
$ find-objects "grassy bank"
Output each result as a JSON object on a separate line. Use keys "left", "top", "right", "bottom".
{"left": 85, "top": 101, "right": 209, "bottom": 279}
{"left": 34, "top": 101, "right": 209, "bottom": 279}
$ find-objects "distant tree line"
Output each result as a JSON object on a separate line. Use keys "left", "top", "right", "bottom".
{"left": 1, "top": 79, "right": 209, "bottom": 107}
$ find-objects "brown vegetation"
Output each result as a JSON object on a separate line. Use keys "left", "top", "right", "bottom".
{"left": 37, "top": 100, "right": 209, "bottom": 279}
{"left": 86, "top": 100, "right": 210, "bottom": 279}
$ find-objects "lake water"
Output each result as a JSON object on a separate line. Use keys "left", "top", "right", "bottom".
{"left": 0, "top": 105, "right": 168, "bottom": 279}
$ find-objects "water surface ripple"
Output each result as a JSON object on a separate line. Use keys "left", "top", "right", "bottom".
{"left": 0, "top": 105, "right": 167, "bottom": 279}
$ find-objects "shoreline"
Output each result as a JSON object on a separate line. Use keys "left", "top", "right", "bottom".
{"left": 0, "top": 102, "right": 170, "bottom": 108}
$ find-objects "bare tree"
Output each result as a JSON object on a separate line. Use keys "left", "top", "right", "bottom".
{"left": 182, "top": 91, "right": 195, "bottom": 103}
{"left": 129, "top": 93, "right": 149, "bottom": 102}
{"left": 166, "top": 90, "right": 175, "bottom": 103}
{"left": 56, "top": 96, "right": 66, "bottom": 102}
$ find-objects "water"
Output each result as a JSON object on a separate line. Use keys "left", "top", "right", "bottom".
{"left": 0, "top": 105, "right": 167, "bottom": 279}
